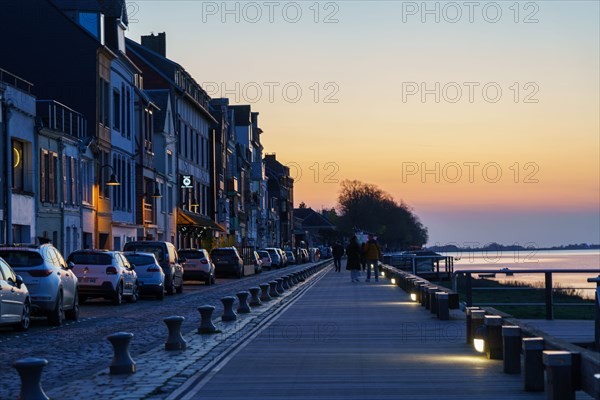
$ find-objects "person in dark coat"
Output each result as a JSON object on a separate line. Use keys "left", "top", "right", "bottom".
{"left": 360, "top": 242, "right": 367, "bottom": 271}
{"left": 332, "top": 241, "right": 344, "bottom": 272}
{"left": 345, "top": 235, "right": 362, "bottom": 282}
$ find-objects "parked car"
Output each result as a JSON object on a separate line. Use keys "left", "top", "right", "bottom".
{"left": 0, "top": 244, "right": 79, "bottom": 326}
{"left": 0, "top": 257, "right": 30, "bottom": 331}
{"left": 252, "top": 251, "right": 263, "bottom": 274}
{"left": 210, "top": 247, "right": 244, "bottom": 278}
{"left": 285, "top": 250, "right": 296, "bottom": 265}
{"left": 123, "top": 252, "right": 165, "bottom": 300}
{"left": 320, "top": 246, "right": 333, "bottom": 259}
{"left": 263, "top": 248, "right": 282, "bottom": 269}
{"left": 178, "top": 249, "right": 215, "bottom": 285}
{"left": 278, "top": 249, "right": 288, "bottom": 267}
{"left": 68, "top": 250, "right": 138, "bottom": 305}
{"left": 299, "top": 248, "right": 309, "bottom": 263}
{"left": 257, "top": 250, "right": 272, "bottom": 270}
{"left": 122, "top": 241, "right": 184, "bottom": 295}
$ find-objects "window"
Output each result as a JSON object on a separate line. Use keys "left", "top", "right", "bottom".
{"left": 121, "top": 84, "right": 126, "bottom": 136}
{"left": 71, "top": 157, "right": 77, "bottom": 205}
{"left": 167, "top": 185, "right": 173, "bottom": 214}
{"left": 81, "top": 159, "right": 92, "bottom": 204}
{"left": 64, "top": 156, "right": 72, "bottom": 204}
{"left": 167, "top": 150, "right": 173, "bottom": 176}
{"left": 99, "top": 78, "right": 110, "bottom": 126}
{"left": 113, "top": 88, "right": 121, "bottom": 131}
{"left": 12, "top": 140, "right": 26, "bottom": 191}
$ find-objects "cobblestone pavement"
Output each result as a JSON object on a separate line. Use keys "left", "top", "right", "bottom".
{"left": 0, "top": 261, "right": 332, "bottom": 400}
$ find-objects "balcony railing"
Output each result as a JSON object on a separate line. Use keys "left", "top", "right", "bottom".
{"left": 143, "top": 202, "right": 154, "bottom": 225}
{"left": 0, "top": 67, "right": 33, "bottom": 93}
{"left": 37, "top": 100, "right": 87, "bottom": 138}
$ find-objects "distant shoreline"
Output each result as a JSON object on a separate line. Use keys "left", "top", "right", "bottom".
{"left": 424, "top": 245, "right": 600, "bottom": 253}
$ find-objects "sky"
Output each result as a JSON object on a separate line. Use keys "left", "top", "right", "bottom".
{"left": 128, "top": 1, "right": 600, "bottom": 248}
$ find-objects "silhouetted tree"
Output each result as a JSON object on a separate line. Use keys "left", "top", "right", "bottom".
{"left": 336, "top": 180, "right": 428, "bottom": 249}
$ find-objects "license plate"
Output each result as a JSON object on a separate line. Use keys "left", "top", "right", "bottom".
{"left": 82, "top": 277, "right": 96, "bottom": 283}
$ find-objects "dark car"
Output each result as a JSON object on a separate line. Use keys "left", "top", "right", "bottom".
{"left": 210, "top": 247, "right": 244, "bottom": 279}
{"left": 122, "top": 241, "right": 184, "bottom": 295}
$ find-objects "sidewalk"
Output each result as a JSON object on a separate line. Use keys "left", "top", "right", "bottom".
{"left": 170, "top": 267, "right": 558, "bottom": 400}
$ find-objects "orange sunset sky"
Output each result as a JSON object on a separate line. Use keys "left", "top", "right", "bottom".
{"left": 129, "top": 1, "right": 600, "bottom": 247}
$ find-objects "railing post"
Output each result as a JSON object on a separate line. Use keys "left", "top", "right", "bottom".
{"left": 545, "top": 272, "right": 553, "bottom": 320}
{"left": 466, "top": 273, "right": 472, "bottom": 307}
{"left": 587, "top": 275, "right": 600, "bottom": 351}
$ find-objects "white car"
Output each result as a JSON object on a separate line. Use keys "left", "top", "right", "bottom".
{"left": 123, "top": 252, "right": 165, "bottom": 300}
{"left": 257, "top": 250, "right": 272, "bottom": 270}
{"left": 0, "top": 257, "right": 30, "bottom": 331}
{"left": 68, "top": 250, "right": 138, "bottom": 305}
{"left": 0, "top": 244, "right": 79, "bottom": 326}
{"left": 178, "top": 249, "right": 215, "bottom": 285}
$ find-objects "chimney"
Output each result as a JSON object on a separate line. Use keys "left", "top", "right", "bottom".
{"left": 141, "top": 32, "right": 166, "bottom": 57}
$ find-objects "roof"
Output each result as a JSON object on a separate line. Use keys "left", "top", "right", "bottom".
{"left": 146, "top": 89, "right": 170, "bottom": 132}
{"left": 293, "top": 208, "right": 335, "bottom": 229}
{"left": 51, "top": 0, "right": 129, "bottom": 24}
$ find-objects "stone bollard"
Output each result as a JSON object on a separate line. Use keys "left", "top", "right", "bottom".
{"left": 197, "top": 305, "right": 218, "bottom": 334}
{"left": 523, "top": 337, "right": 545, "bottom": 391}
{"left": 13, "top": 357, "right": 50, "bottom": 400}
{"left": 236, "top": 292, "right": 251, "bottom": 314}
{"left": 269, "top": 281, "right": 280, "bottom": 298}
{"left": 465, "top": 307, "right": 481, "bottom": 344}
{"left": 594, "top": 373, "right": 600, "bottom": 400}
{"left": 436, "top": 292, "right": 449, "bottom": 320}
{"left": 164, "top": 316, "right": 187, "bottom": 350}
{"left": 249, "top": 287, "right": 262, "bottom": 306}
{"left": 502, "top": 326, "right": 521, "bottom": 374}
{"left": 221, "top": 296, "right": 238, "bottom": 321}
{"left": 259, "top": 283, "right": 272, "bottom": 302}
{"left": 470, "top": 310, "right": 486, "bottom": 349}
{"left": 428, "top": 286, "right": 438, "bottom": 313}
{"left": 484, "top": 315, "right": 503, "bottom": 360}
{"left": 107, "top": 332, "right": 136, "bottom": 374}
{"left": 543, "top": 351, "right": 574, "bottom": 400}
{"left": 282, "top": 276, "right": 290, "bottom": 290}
{"left": 298, "top": 271, "right": 306, "bottom": 282}
{"left": 276, "top": 278, "right": 285, "bottom": 294}
{"left": 420, "top": 285, "right": 428, "bottom": 307}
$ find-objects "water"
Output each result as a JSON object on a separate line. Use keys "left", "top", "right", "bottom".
{"left": 449, "top": 249, "right": 600, "bottom": 298}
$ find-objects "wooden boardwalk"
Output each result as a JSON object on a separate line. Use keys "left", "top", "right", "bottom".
{"left": 176, "top": 266, "right": 592, "bottom": 399}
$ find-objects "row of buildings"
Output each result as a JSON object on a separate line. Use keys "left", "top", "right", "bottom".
{"left": 0, "top": 0, "right": 297, "bottom": 257}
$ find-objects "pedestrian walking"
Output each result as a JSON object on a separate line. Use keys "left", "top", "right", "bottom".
{"left": 332, "top": 241, "right": 344, "bottom": 272}
{"left": 364, "top": 234, "right": 382, "bottom": 282}
{"left": 345, "top": 235, "right": 361, "bottom": 282}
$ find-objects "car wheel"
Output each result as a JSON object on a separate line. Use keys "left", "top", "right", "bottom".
{"left": 14, "top": 299, "right": 30, "bottom": 332}
{"left": 48, "top": 291, "right": 64, "bottom": 326}
{"left": 126, "top": 282, "right": 139, "bottom": 303}
{"left": 65, "top": 291, "right": 80, "bottom": 321}
{"left": 156, "top": 288, "right": 164, "bottom": 301}
{"left": 211, "top": 275, "right": 216, "bottom": 285}
{"left": 112, "top": 282, "right": 123, "bottom": 305}
{"left": 204, "top": 277, "right": 211, "bottom": 286}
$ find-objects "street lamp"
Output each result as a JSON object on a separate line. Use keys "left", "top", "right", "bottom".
{"left": 98, "top": 164, "right": 120, "bottom": 186}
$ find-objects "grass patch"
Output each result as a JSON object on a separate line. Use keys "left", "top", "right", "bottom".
{"left": 436, "top": 277, "right": 595, "bottom": 320}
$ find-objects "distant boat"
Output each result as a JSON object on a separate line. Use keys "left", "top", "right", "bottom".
{"left": 501, "top": 267, "right": 514, "bottom": 276}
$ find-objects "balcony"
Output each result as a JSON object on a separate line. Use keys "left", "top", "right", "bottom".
{"left": 143, "top": 201, "right": 155, "bottom": 225}
{"left": 37, "top": 100, "right": 87, "bottom": 138}
{"left": 0, "top": 67, "right": 33, "bottom": 93}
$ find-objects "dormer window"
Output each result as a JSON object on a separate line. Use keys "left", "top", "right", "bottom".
{"left": 77, "top": 12, "right": 105, "bottom": 44}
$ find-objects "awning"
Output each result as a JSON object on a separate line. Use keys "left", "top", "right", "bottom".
{"left": 177, "top": 209, "right": 226, "bottom": 232}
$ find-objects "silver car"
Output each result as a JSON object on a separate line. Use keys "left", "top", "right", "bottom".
{"left": 123, "top": 252, "right": 165, "bottom": 300}
{"left": 0, "top": 244, "right": 79, "bottom": 326}
{"left": 0, "top": 257, "right": 30, "bottom": 331}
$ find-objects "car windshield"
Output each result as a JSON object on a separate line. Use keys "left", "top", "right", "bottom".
{"left": 124, "top": 245, "right": 164, "bottom": 262}
{"left": 178, "top": 251, "right": 205, "bottom": 259}
{"left": 0, "top": 251, "right": 44, "bottom": 268}
{"left": 258, "top": 251, "right": 269, "bottom": 258}
{"left": 211, "top": 249, "right": 234, "bottom": 257}
{"left": 68, "top": 253, "right": 112, "bottom": 265}
{"left": 124, "top": 254, "right": 155, "bottom": 266}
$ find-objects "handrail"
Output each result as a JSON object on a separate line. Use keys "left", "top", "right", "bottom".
{"left": 453, "top": 268, "right": 600, "bottom": 320}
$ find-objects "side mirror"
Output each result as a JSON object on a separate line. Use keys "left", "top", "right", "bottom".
{"left": 129, "top": 264, "right": 136, "bottom": 270}
{"left": 178, "top": 257, "right": 187, "bottom": 263}
{"left": 67, "top": 261, "right": 75, "bottom": 270}
{"left": 15, "top": 275, "right": 24, "bottom": 288}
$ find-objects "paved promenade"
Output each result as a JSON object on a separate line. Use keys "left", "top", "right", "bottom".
{"left": 169, "top": 266, "right": 593, "bottom": 400}
{"left": 37, "top": 263, "right": 593, "bottom": 399}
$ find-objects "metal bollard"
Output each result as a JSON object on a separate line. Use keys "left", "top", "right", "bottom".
{"left": 107, "top": 332, "right": 136, "bottom": 374}
{"left": 502, "top": 326, "right": 521, "bottom": 374}
{"left": 523, "top": 337, "right": 545, "bottom": 391}
{"left": 259, "top": 283, "right": 272, "bottom": 302}
{"left": 197, "top": 305, "right": 218, "bottom": 334}
{"left": 249, "top": 287, "right": 262, "bottom": 306}
{"left": 236, "top": 292, "right": 251, "bottom": 314}
{"left": 465, "top": 307, "right": 481, "bottom": 344}
{"left": 484, "top": 315, "right": 503, "bottom": 360}
{"left": 275, "top": 278, "right": 285, "bottom": 294}
{"left": 164, "top": 316, "right": 187, "bottom": 351}
{"left": 436, "top": 292, "right": 449, "bottom": 320}
{"left": 543, "top": 351, "right": 574, "bottom": 400}
{"left": 221, "top": 296, "right": 237, "bottom": 321}
{"left": 269, "top": 281, "right": 280, "bottom": 298}
{"left": 470, "top": 310, "right": 486, "bottom": 350}
{"left": 13, "top": 357, "right": 49, "bottom": 400}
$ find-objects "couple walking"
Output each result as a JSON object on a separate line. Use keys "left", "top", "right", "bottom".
{"left": 346, "top": 234, "right": 381, "bottom": 282}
